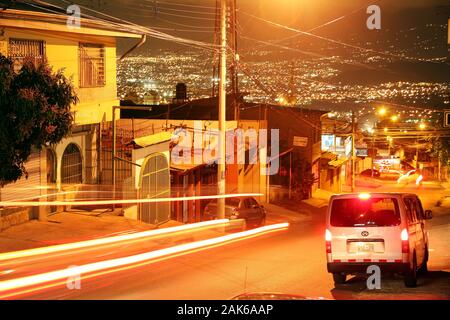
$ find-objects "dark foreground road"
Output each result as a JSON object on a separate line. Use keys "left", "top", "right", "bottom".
{"left": 4, "top": 203, "right": 448, "bottom": 300}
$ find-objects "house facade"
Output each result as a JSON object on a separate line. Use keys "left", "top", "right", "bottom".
{"left": 0, "top": 7, "right": 142, "bottom": 225}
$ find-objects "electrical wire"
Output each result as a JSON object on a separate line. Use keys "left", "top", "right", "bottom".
{"left": 250, "top": 0, "right": 383, "bottom": 51}
{"left": 142, "top": 0, "right": 216, "bottom": 11}
{"left": 136, "top": 2, "right": 216, "bottom": 16}
{"left": 238, "top": 10, "right": 448, "bottom": 65}
{"left": 155, "top": 16, "right": 215, "bottom": 29}
{"left": 39, "top": 0, "right": 218, "bottom": 51}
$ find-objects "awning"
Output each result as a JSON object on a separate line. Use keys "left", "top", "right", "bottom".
{"left": 321, "top": 152, "right": 337, "bottom": 161}
{"left": 133, "top": 132, "right": 172, "bottom": 148}
{"left": 328, "top": 158, "right": 347, "bottom": 168}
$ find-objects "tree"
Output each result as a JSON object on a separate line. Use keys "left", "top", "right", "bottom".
{"left": 427, "top": 137, "right": 450, "bottom": 166}
{"left": 0, "top": 55, "right": 78, "bottom": 186}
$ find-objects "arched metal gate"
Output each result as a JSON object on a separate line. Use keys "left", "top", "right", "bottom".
{"left": 140, "top": 153, "right": 170, "bottom": 225}
{"left": 61, "top": 143, "right": 82, "bottom": 184}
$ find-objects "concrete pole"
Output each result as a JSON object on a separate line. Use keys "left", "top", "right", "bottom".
{"left": 288, "top": 151, "right": 292, "bottom": 199}
{"left": 351, "top": 111, "right": 356, "bottom": 192}
{"left": 112, "top": 106, "right": 116, "bottom": 210}
{"left": 217, "top": 0, "right": 227, "bottom": 219}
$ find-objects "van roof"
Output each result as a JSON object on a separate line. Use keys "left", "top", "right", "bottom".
{"left": 330, "top": 192, "right": 418, "bottom": 199}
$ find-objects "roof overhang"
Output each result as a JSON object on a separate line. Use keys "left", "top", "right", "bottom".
{"left": 133, "top": 132, "right": 173, "bottom": 148}
{"left": 328, "top": 158, "right": 347, "bottom": 168}
{"left": 0, "top": 9, "right": 142, "bottom": 39}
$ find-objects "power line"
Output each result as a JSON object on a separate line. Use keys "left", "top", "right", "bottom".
{"left": 251, "top": 0, "right": 383, "bottom": 51}
{"left": 137, "top": 2, "right": 216, "bottom": 16}
{"left": 152, "top": 10, "right": 217, "bottom": 21}
{"left": 238, "top": 10, "right": 449, "bottom": 65}
{"left": 155, "top": 16, "right": 215, "bottom": 29}
{"left": 142, "top": 0, "right": 216, "bottom": 11}
{"left": 240, "top": 35, "right": 385, "bottom": 72}
{"left": 43, "top": 0, "right": 218, "bottom": 51}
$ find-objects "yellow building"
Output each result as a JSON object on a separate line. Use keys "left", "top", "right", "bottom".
{"left": 0, "top": 7, "right": 143, "bottom": 216}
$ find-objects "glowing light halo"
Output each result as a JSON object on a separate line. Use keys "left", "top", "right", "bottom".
{"left": 0, "top": 219, "right": 230, "bottom": 263}
{"left": 0, "top": 193, "right": 264, "bottom": 207}
{"left": 0, "top": 223, "right": 289, "bottom": 297}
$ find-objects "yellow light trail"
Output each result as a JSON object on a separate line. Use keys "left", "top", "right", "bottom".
{"left": 0, "top": 223, "right": 289, "bottom": 298}
{"left": 0, "top": 219, "right": 230, "bottom": 263}
{"left": 0, "top": 193, "right": 263, "bottom": 207}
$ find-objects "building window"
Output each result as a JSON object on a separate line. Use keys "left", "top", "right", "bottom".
{"left": 79, "top": 43, "right": 105, "bottom": 87}
{"left": 8, "top": 38, "right": 45, "bottom": 72}
{"left": 61, "top": 143, "right": 82, "bottom": 184}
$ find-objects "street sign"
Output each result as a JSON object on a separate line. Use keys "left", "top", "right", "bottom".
{"left": 444, "top": 110, "right": 450, "bottom": 128}
{"left": 356, "top": 148, "right": 368, "bottom": 157}
{"left": 293, "top": 136, "right": 308, "bottom": 147}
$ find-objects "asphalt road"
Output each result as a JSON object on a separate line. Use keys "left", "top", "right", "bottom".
{"left": 3, "top": 198, "right": 448, "bottom": 300}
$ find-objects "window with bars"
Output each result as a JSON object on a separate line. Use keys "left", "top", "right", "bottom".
{"left": 79, "top": 43, "right": 105, "bottom": 87}
{"left": 8, "top": 38, "right": 45, "bottom": 72}
{"left": 61, "top": 143, "right": 83, "bottom": 184}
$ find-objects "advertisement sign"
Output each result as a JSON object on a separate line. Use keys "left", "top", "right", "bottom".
{"left": 293, "top": 136, "right": 308, "bottom": 147}
{"left": 356, "top": 148, "right": 368, "bottom": 157}
{"left": 445, "top": 110, "right": 450, "bottom": 128}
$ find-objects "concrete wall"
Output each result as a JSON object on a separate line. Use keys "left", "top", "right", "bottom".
{"left": 0, "top": 207, "right": 33, "bottom": 231}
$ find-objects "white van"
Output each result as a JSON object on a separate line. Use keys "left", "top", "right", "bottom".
{"left": 325, "top": 193, "right": 432, "bottom": 287}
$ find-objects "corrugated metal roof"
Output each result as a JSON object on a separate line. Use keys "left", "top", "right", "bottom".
{"left": 321, "top": 152, "right": 337, "bottom": 161}
{"left": 133, "top": 132, "right": 172, "bottom": 148}
{"left": 328, "top": 158, "right": 347, "bottom": 167}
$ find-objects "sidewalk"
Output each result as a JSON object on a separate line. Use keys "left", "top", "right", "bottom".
{"left": 264, "top": 203, "right": 312, "bottom": 224}
{"left": 302, "top": 189, "right": 334, "bottom": 209}
{"left": 0, "top": 211, "right": 182, "bottom": 253}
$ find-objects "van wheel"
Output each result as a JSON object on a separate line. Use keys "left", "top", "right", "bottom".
{"left": 419, "top": 246, "right": 428, "bottom": 274}
{"left": 404, "top": 255, "right": 417, "bottom": 288}
{"left": 333, "top": 273, "right": 346, "bottom": 284}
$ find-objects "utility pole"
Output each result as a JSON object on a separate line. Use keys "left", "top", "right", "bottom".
{"left": 351, "top": 110, "right": 356, "bottom": 192}
{"left": 217, "top": 0, "right": 227, "bottom": 219}
{"left": 213, "top": 0, "right": 239, "bottom": 120}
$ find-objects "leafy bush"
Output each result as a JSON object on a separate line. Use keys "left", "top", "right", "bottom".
{"left": 0, "top": 55, "right": 77, "bottom": 185}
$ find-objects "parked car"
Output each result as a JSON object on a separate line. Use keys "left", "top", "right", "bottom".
{"left": 325, "top": 192, "right": 432, "bottom": 287}
{"left": 204, "top": 197, "right": 266, "bottom": 228}
{"left": 397, "top": 170, "right": 423, "bottom": 185}
{"left": 360, "top": 169, "right": 381, "bottom": 178}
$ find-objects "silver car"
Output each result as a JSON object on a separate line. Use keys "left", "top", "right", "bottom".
{"left": 204, "top": 197, "right": 266, "bottom": 228}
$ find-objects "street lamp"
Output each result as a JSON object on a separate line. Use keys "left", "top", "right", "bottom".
{"left": 378, "top": 107, "right": 387, "bottom": 116}
{"left": 419, "top": 123, "right": 426, "bottom": 130}
{"left": 391, "top": 115, "right": 399, "bottom": 122}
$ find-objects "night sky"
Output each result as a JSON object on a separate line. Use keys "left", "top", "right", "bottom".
{"left": 40, "top": 0, "right": 450, "bottom": 53}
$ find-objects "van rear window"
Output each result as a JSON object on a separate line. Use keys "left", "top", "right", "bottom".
{"left": 330, "top": 197, "right": 401, "bottom": 227}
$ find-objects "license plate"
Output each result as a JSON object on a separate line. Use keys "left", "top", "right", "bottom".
{"left": 357, "top": 243, "right": 374, "bottom": 252}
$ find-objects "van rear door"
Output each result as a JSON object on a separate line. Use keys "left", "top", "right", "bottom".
{"left": 328, "top": 196, "right": 403, "bottom": 262}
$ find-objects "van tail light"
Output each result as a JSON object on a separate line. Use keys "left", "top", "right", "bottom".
{"left": 325, "top": 229, "right": 332, "bottom": 253}
{"left": 401, "top": 228, "right": 409, "bottom": 253}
